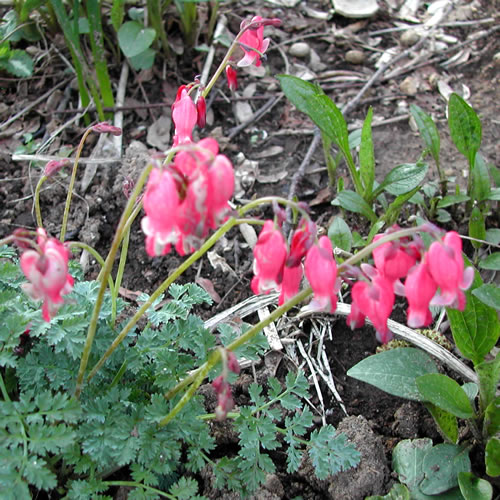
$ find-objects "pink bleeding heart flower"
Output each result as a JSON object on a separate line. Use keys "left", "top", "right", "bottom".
{"left": 172, "top": 87, "right": 198, "bottom": 146}
{"left": 141, "top": 167, "right": 180, "bottom": 257}
{"left": 426, "top": 231, "right": 474, "bottom": 310}
{"left": 304, "top": 236, "right": 339, "bottom": 313}
{"left": 20, "top": 229, "right": 74, "bottom": 322}
{"left": 237, "top": 16, "right": 271, "bottom": 67}
{"left": 286, "top": 219, "right": 316, "bottom": 267}
{"left": 372, "top": 231, "right": 419, "bottom": 283}
{"left": 225, "top": 65, "right": 238, "bottom": 91}
{"left": 278, "top": 264, "right": 303, "bottom": 306}
{"left": 206, "top": 154, "right": 234, "bottom": 228}
{"left": 404, "top": 262, "right": 438, "bottom": 328}
{"left": 251, "top": 220, "right": 287, "bottom": 295}
{"left": 347, "top": 271, "right": 395, "bottom": 343}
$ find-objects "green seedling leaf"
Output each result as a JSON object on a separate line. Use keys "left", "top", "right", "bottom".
{"left": 410, "top": 104, "right": 440, "bottom": 167}
{"left": 462, "top": 382, "right": 479, "bottom": 402}
{"left": 424, "top": 403, "right": 458, "bottom": 444}
{"left": 366, "top": 483, "right": 410, "bottom": 500}
{"left": 475, "top": 354, "right": 500, "bottom": 413}
{"left": 469, "top": 205, "right": 486, "bottom": 248}
{"left": 118, "top": 21, "right": 156, "bottom": 58}
{"left": 479, "top": 252, "right": 500, "bottom": 271}
{"left": 487, "top": 188, "right": 500, "bottom": 200}
{"left": 110, "top": 0, "right": 125, "bottom": 31}
{"left": 458, "top": 472, "right": 493, "bottom": 500}
{"left": 328, "top": 217, "right": 352, "bottom": 253}
{"left": 447, "top": 269, "right": 500, "bottom": 365}
{"left": 472, "top": 285, "right": 500, "bottom": 311}
{"left": 347, "top": 348, "right": 438, "bottom": 401}
{"left": 128, "top": 47, "right": 156, "bottom": 71}
{"left": 416, "top": 373, "right": 475, "bottom": 419}
{"left": 436, "top": 208, "right": 451, "bottom": 223}
{"left": 4, "top": 50, "right": 33, "bottom": 77}
{"left": 484, "top": 397, "right": 500, "bottom": 437}
{"left": 448, "top": 93, "right": 482, "bottom": 167}
{"left": 485, "top": 437, "right": 500, "bottom": 477}
{"left": 437, "top": 194, "right": 470, "bottom": 208}
{"left": 333, "top": 190, "right": 377, "bottom": 223}
{"left": 348, "top": 128, "right": 362, "bottom": 149}
{"left": 420, "top": 443, "right": 471, "bottom": 495}
{"left": 375, "top": 163, "right": 428, "bottom": 197}
{"left": 360, "top": 107, "right": 375, "bottom": 199}
{"left": 471, "top": 153, "right": 491, "bottom": 203}
{"left": 392, "top": 438, "right": 433, "bottom": 493}
{"left": 485, "top": 229, "right": 500, "bottom": 245}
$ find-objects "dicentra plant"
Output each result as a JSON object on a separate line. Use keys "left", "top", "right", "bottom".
{"left": 0, "top": 13, "right": 491, "bottom": 500}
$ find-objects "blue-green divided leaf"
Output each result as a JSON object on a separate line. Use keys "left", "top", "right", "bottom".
{"left": 347, "top": 348, "right": 438, "bottom": 401}
{"left": 424, "top": 403, "right": 458, "bottom": 444}
{"left": 118, "top": 21, "right": 156, "bottom": 58}
{"left": 410, "top": 104, "right": 440, "bottom": 166}
{"left": 485, "top": 438, "right": 500, "bottom": 477}
{"left": 420, "top": 443, "right": 471, "bottom": 495}
{"left": 479, "top": 253, "right": 500, "bottom": 271}
{"left": 328, "top": 217, "right": 352, "bottom": 253}
{"left": 448, "top": 93, "right": 482, "bottom": 167}
{"left": 416, "top": 374, "right": 474, "bottom": 419}
{"left": 472, "top": 285, "right": 500, "bottom": 311}
{"left": 458, "top": 472, "right": 493, "bottom": 500}
{"left": 360, "top": 107, "right": 375, "bottom": 199}
{"left": 447, "top": 268, "right": 500, "bottom": 365}
{"left": 366, "top": 483, "right": 410, "bottom": 500}
{"left": 376, "top": 163, "right": 428, "bottom": 196}
{"left": 437, "top": 194, "right": 470, "bottom": 208}
{"left": 333, "top": 189, "right": 377, "bottom": 223}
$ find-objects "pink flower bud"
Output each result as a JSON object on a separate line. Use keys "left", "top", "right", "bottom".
{"left": 196, "top": 96, "right": 207, "bottom": 129}
{"left": 227, "top": 351, "right": 240, "bottom": 375}
{"left": 92, "top": 122, "right": 122, "bottom": 136}
{"left": 225, "top": 65, "right": 238, "bottom": 92}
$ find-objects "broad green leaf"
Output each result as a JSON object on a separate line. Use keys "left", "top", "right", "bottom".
{"left": 462, "top": 382, "right": 479, "bottom": 403}
{"left": 448, "top": 93, "right": 482, "bottom": 168}
{"left": 471, "top": 153, "right": 491, "bottom": 203}
{"left": 447, "top": 269, "right": 500, "bottom": 365}
{"left": 347, "top": 348, "right": 438, "bottom": 401}
{"left": 485, "top": 438, "right": 500, "bottom": 477}
{"left": 333, "top": 190, "right": 377, "bottom": 223}
{"left": 479, "top": 252, "right": 500, "bottom": 271}
{"left": 472, "top": 285, "right": 500, "bottom": 311}
{"left": 328, "top": 217, "right": 352, "bottom": 253}
{"left": 458, "top": 472, "right": 493, "bottom": 500}
{"left": 128, "top": 48, "right": 156, "bottom": 71}
{"left": 469, "top": 206, "right": 486, "bottom": 249}
{"left": 484, "top": 397, "right": 500, "bottom": 438}
{"left": 416, "top": 374, "right": 474, "bottom": 419}
{"left": 392, "top": 438, "right": 433, "bottom": 493}
{"left": 118, "top": 21, "right": 156, "bottom": 58}
{"left": 424, "top": 403, "right": 458, "bottom": 444}
{"left": 437, "top": 194, "right": 470, "bottom": 208}
{"left": 366, "top": 483, "right": 410, "bottom": 500}
{"left": 420, "top": 443, "right": 471, "bottom": 495}
{"left": 487, "top": 188, "right": 500, "bottom": 200}
{"left": 485, "top": 229, "right": 500, "bottom": 245}
{"left": 360, "top": 107, "right": 375, "bottom": 199}
{"left": 410, "top": 104, "right": 440, "bottom": 166}
{"left": 375, "top": 163, "right": 428, "bottom": 197}
{"left": 5, "top": 50, "right": 33, "bottom": 77}
{"left": 475, "top": 354, "right": 500, "bottom": 412}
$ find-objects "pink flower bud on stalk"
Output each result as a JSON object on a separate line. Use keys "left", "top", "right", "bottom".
{"left": 196, "top": 96, "right": 207, "bottom": 129}
{"left": 44, "top": 158, "right": 71, "bottom": 177}
{"left": 20, "top": 228, "right": 74, "bottom": 322}
{"left": 225, "top": 65, "right": 238, "bottom": 91}
{"left": 92, "top": 122, "right": 122, "bottom": 136}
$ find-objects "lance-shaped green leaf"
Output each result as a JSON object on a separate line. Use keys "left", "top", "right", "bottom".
{"left": 484, "top": 397, "right": 500, "bottom": 438}
{"left": 458, "top": 472, "right": 493, "bottom": 500}
{"left": 347, "top": 348, "right": 438, "bottom": 401}
{"left": 416, "top": 374, "right": 475, "bottom": 419}
{"left": 424, "top": 403, "right": 458, "bottom": 444}
{"left": 447, "top": 269, "right": 500, "bottom": 365}
{"left": 437, "top": 194, "right": 470, "bottom": 208}
{"left": 410, "top": 104, "right": 440, "bottom": 167}
{"left": 471, "top": 153, "right": 491, "bottom": 203}
{"left": 373, "top": 163, "right": 428, "bottom": 197}
{"left": 469, "top": 206, "right": 486, "bottom": 249}
{"left": 360, "top": 107, "right": 375, "bottom": 200}
{"left": 328, "top": 217, "right": 352, "bottom": 253}
{"left": 333, "top": 190, "right": 377, "bottom": 223}
{"left": 475, "top": 353, "right": 500, "bottom": 412}
{"left": 448, "top": 93, "right": 482, "bottom": 168}
{"left": 472, "top": 285, "right": 500, "bottom": 311}
{"left": 485, "top": 438, "right": 500, "bottom": 477}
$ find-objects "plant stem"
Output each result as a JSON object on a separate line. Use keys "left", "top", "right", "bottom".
{"left": 112, "top": 227, "right": 130, "bottom": 325}
{"left": 103, "top": 481, "right": 175, "bottom": 499}
{"left": 73, "top": 162, "right": 154, "bottom": 399}
{"left": 34, "top": 175, "right": 48, "bottom": 228}
{"left": 0, "top": 372, "right": 11, "bottom": 402}
{"left": 60, "top": 127, "right": 93, "bottom": 243}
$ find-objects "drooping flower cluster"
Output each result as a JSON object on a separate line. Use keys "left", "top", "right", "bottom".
{"left": 20, "top": 228, "right": 74, "bottom": 322}
{"left": 141, "top": 138, "right": 234, "bottom": 257}
{"left": 251, "top": 221, "right": 473, "bottom": 344}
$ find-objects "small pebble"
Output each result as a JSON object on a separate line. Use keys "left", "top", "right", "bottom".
{"left": 289, "top": 42, "right": 311, "bottom": 58}
{"left": 345, "top": 49, "right": 365, "bottom": 64}
{"left": 493, "top": 52, "right": 500, "bottom": 67}
{"left": 400, "top": 76, "right": 418, "bottom": 96}
{"left": 401, "top": 29, "right": 420, "bottom": 46}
